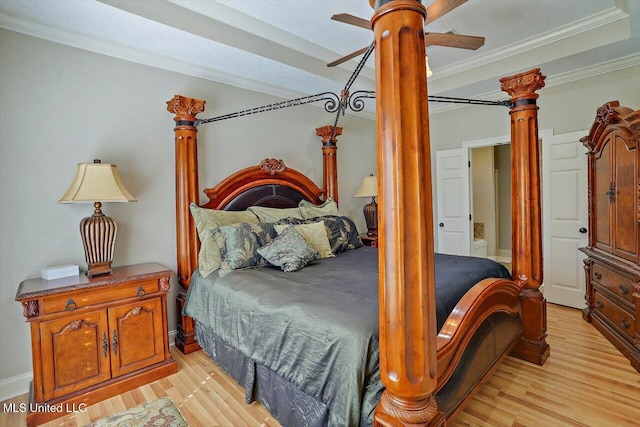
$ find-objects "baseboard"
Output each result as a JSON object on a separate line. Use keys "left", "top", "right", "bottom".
{"left": 0, "top": 371, "right": 32, "bottom": 402}
{"left": 0, "top": 329, "right": 178, "bottom": 402}
{"left": 497, "top": 249, "right": 511, "bottom": 258}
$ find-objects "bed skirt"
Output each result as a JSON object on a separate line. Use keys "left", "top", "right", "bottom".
{"left": 195, "top": 310, "right": 520, "bottom": 425}
{"left": 195, "top": 321, "right": 331, "bottom": 427}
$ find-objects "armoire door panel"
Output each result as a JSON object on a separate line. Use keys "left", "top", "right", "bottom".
{"left": 613, "top": 133, "right": 639, "bottom": 261}
{"left": 594, "top": 139, "right": 612, "bottom": 252}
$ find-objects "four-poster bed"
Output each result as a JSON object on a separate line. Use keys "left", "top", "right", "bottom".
{"left": 166, "top": 1, "right": 549, "bottom": 425}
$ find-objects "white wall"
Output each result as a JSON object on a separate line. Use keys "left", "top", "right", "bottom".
{"left": 0, "top": 29, "right": 376, "bottom": 399}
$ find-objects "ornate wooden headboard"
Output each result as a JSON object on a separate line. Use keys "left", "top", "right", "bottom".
{"left": 201, "top": 158, "right": 324, "bottom": 210}
{"left": 165, "top": 96, "right": 342, "bottom": 352}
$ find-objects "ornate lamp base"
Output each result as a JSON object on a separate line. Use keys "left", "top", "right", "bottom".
{"left": 364, "top": 197, "right": 378, "bottom": 236}
{"left": 80, "top": 202, "right": 117, "bottom": 278}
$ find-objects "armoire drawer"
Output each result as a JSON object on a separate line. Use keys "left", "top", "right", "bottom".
{"left": 593, "top": 290, "right": 635, "bottom": 339}
{"left": 592, "top": 262, "right": 635, "bottom": 305}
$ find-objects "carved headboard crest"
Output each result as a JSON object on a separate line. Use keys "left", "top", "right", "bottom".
{"left": 260, "top": 158, "right": 287, "bottom": 176}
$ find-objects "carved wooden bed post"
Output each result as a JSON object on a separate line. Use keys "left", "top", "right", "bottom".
{"left": 315, "top": 125, "right": 342, "bottom": 203}
{"left": 371, "top": 1, "right": 443, "bottom": 425}
{"left": 166, "top": 94, "right": 205, "bottom": 354}
{"left": 500, "top": 69, "right": 550, "bottom": 365}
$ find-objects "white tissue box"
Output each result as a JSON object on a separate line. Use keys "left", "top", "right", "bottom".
{"left": 41, "top": 264, "right": 80, "bottom": 280}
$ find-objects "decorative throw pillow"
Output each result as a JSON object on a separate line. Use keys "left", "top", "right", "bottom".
{"left": 257, "top": 226, "right": 320, "bottom": 272}
{"left": 275, "top": 215, "right": 362, "bottom": 254}
{"left": 247, "top": 206, "right": 304, "bottom": 223}
{"left": 313, "top": 215, "right": 363, "bottom": 254}
{"left": 298, "top": 198, "right": 340, "bottom": 219}
{"left": 212, "top": 222, "right": 278, "bottom": 277}
{"left": 189, "top": 203, "right": 259, "bottom": 277}
{"left": 274, "top": 221, "right": 334, "bottom": 259}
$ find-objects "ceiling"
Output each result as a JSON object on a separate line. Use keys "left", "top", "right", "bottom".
{"left": 1, "top": 0, "right": 638, "bottom": 116}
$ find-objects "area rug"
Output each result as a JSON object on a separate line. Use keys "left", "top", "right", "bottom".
{"left": 85, "top": 397, "right": 189, "bottom": 427}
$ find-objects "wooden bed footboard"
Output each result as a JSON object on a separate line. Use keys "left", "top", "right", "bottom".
{"left": 436, "top": 278, "right": 522, "bottom": 388}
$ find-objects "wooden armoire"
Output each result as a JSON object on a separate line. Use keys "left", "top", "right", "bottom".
{"left": 581, "top": 101, "right": 640, "bottom": 373}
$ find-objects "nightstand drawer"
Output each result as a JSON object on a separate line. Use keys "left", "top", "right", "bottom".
{"left": 592, "top": 262, "right": 635, "bottom": 304}
{"left": 41, "top": 279, "right": 159, "bottom": 315}
{"left": 594, "top": 290, "right": 635, "bottom": 339}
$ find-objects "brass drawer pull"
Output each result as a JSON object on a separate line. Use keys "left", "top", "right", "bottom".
{"left": 594, "top": 272, "right": 602, "bottom": 280}
{"left": 621, "top": 318, "right": 631, "bottom": 329}
{"left": 618, "top": 284, "right": 630, "bottom": 295}
{"left": 595, "top": 301, "right": 604, "bottom": 309}
{"left": 136, "top": 286, "right": 145, "bottom": 297}
{"left": 65, "top": 299, "right": 77, "bottom": 311}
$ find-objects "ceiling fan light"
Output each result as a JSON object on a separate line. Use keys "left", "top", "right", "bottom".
{"left": 426, "top": 55, "right": 434, "bottom": 78}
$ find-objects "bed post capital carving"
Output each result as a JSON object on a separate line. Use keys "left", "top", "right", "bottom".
{"left": 316, "top": 125, "right": 342, "bottom": 203}
{"left": 499, "top": 68, "right": 545, "bottom": 102}
{"left": 315, "top": 125, "right": 342, "bottom": 145}
{"left": 166, "top": 95, "right": 205, "bottom": 122}
{"left": 500, "top": 69, "right": 550, "bottom": 366}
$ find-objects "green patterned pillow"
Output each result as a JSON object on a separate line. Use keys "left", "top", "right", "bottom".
{"left": 298, "top": 198, "right": 340, "bottom": 219}
{"left": 247, "top": 206, "right": 303, "bottom": 223}
{"left": 212, "top": 223, "right": 278, "bottom": 277}
{"left": 189, "top": 203, "right": 259, "bottom": 277}
{"left": 257, "top": 226, "right": 320, "bottom": 272}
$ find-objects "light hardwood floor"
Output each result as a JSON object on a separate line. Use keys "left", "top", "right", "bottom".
{"left": 2, "top": 304, "right": 639, "bottom": 427}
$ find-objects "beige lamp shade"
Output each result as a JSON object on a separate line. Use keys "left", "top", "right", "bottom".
{"left": 425, "top": 55, "right": 434, "bottom": 78}
{"left": 59, "top": 160, "right": 137, "bottom": 203}
{"left": 354, "top": 175, "right": 378, "bottom": 198}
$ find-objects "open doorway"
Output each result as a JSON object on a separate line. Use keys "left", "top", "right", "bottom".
{"left": 470, "top": 144, "right": 512, "bottom": 272}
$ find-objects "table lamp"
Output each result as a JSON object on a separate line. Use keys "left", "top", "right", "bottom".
{"left": 58, "top": 159, "right": 137, "bottom": 277}
{"left": 354, "top": 175, "right": 378, "bottom": 236}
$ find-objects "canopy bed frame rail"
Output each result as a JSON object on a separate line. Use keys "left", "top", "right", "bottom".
{"left": 165, "top": 2, "right": 549, "bottom": 424}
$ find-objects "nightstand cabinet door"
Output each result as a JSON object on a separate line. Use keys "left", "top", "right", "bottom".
{"left": 109, "top": 298, "right": 165, "bottom": 377}
{"left": 40, "top": 310, "right": 111, "bottom": 400}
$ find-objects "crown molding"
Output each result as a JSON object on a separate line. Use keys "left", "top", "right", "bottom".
{"left": 429, "top": 53, "right": 640, "bottom": 115}
{"left": 0, "top": 11, "right": 316, "bottom": 102}
{"left": 433, "top": 5, "right": 629, "bottom": 80}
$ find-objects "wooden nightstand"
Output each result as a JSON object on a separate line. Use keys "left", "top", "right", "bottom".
{"left": 360, "top": 234, "right": 378, "bottom": 248}
{"left": 16, "top": 263, "right": 177, "bottom": 427}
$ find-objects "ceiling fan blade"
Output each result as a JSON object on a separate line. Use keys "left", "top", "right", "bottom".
{"left": 331, "top": 13, "right": 371, "bottom": 30}
{"left": 424, "top": 32, "right": 484, "bottom": 50}
{"left": 424, "top": 0, "right": 468, "bottom": 26}
{"left": 327, "top": 46, "right": 370, "bottom": 67}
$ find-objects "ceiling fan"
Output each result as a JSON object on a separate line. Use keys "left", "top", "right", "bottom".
{"left": 328, "top": 0, "right": 484, "bottom": 67}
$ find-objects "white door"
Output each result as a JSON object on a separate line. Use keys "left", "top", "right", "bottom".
{"left": 436, "top": 148, "right": 471, "bottom": 256}
{"left": 542, "top": 131, "right": 589, "bottom": 309}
